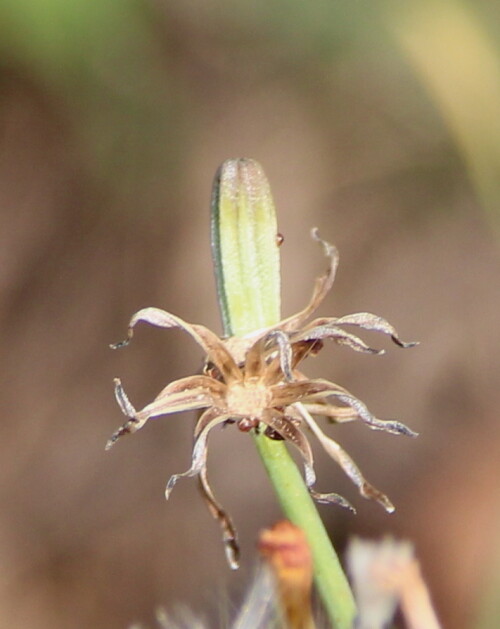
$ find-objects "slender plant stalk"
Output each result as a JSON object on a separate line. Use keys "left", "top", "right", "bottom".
{"left": 211, "top": 158, "right": 356, "bottom": 629}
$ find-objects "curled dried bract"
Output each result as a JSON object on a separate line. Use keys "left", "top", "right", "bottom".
{"left": 107, "top": 230, "right": 418, "bottom": 568}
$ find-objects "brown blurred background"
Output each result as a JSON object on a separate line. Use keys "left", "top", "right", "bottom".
{"left": 1, "top": 1, "right": 499, "bottom": 627}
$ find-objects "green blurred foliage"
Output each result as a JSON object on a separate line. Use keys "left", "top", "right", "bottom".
{"left": 387, "top": 0, "right": 500, "bottom": 227}
{"left": 2, "top": 0, "right": 499, "bottom": 224}
{"left": 0, "top": 0, "right": 187, "bottom": 208}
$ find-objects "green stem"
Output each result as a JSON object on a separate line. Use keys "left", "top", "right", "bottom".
{"left": 211, "top": 158, "right": 356, "bottom": 629}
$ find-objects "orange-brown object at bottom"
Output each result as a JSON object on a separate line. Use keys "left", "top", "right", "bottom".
{"left": 258, "top": 521, "right": 316, "bottom": 629}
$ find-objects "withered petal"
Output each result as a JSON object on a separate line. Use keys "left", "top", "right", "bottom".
{"left": 138, "top": 386, "right": 215, "bottom": 421}
{"left": 242, "top": 334, "right": 266, "bottom": 378}
{"left": 308, "top": 489, "right": 356, "bottom": 512}
{"left": 114, "top": 377, "right": 136, "bottom": 417}
{"left": 295, "top": 403, "right": 395, "bottom": 513}
{"left": 106, "top": 377, "right": 218, "bottom": 450}
{"left": 292, "top": 324, "right": 385, "bottom": 355}
{"left": 329, "top": 312, "right": 418, "bottom": 349}
{"left": 160, "top": 374, "right": 226, "bottom": 397}
{"left": 193, "top": 404, "right": 228, "bottom": 438}
{"left": 302, "top": 402, "right": 359, "bottom": 422}
{"left": 139, "top": 374, "right": 225, "bottom": 420}
{"left": 222, "top": 328, "right": 269, "bottom": 366}
{"left": 265, "top": 330, "right": 294, "bottom": 381}
{"left": 290, "top": 340, "right": 323, "bottom": 370}
{"left": 245, "top": 329, "right": 294, "bottom": 384}
{"left": 199, "top": 466, "right": 240, "bottom": 570}
{"left": 278, "top": 230, "right": 339, "bottom": 332}
{"left": 288, "top": 379, "right": 418, "bottom": 438}
{"left": 261, "top": 411, "right": 354, "bottom": 512}
{"left": 105, "top": 378, "right": 143, "bottom": 449}
{"left": 261, "top": 410, "right": 315, "bottom": 486}
{"left": 165, "top": 409, "right": 233, "bottom": 499}
{"left": 111, "top": 307, "right": 242, "bottom": 383}
{"left": 270, "top": 378, "right": 350, "bottom": 407}
{"left": 332, "top": 393, "right": 418, "bottom": 438}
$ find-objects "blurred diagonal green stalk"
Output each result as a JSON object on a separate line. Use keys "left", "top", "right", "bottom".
{"left": 211, "top": 158, "right": 356, "bottom": 629}
{"left": 389, "top": 0, "right": 500, "bottom": 227}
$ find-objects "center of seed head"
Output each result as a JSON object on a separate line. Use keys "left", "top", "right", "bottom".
{"left": 226, "top": 380, "right": 271, "bottom": 417}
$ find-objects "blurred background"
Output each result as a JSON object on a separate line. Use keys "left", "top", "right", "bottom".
{"left": 1, "top": 0, "right": 499, "bottom": 627}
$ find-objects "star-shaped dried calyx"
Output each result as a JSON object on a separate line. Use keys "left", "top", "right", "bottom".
{"left": 107, "top": 230, "right": 418, "bottom": 568}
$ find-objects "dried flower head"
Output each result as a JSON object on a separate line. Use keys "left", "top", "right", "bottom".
{"left": 107, "top": 230, "right": 417, "bottom": 568}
